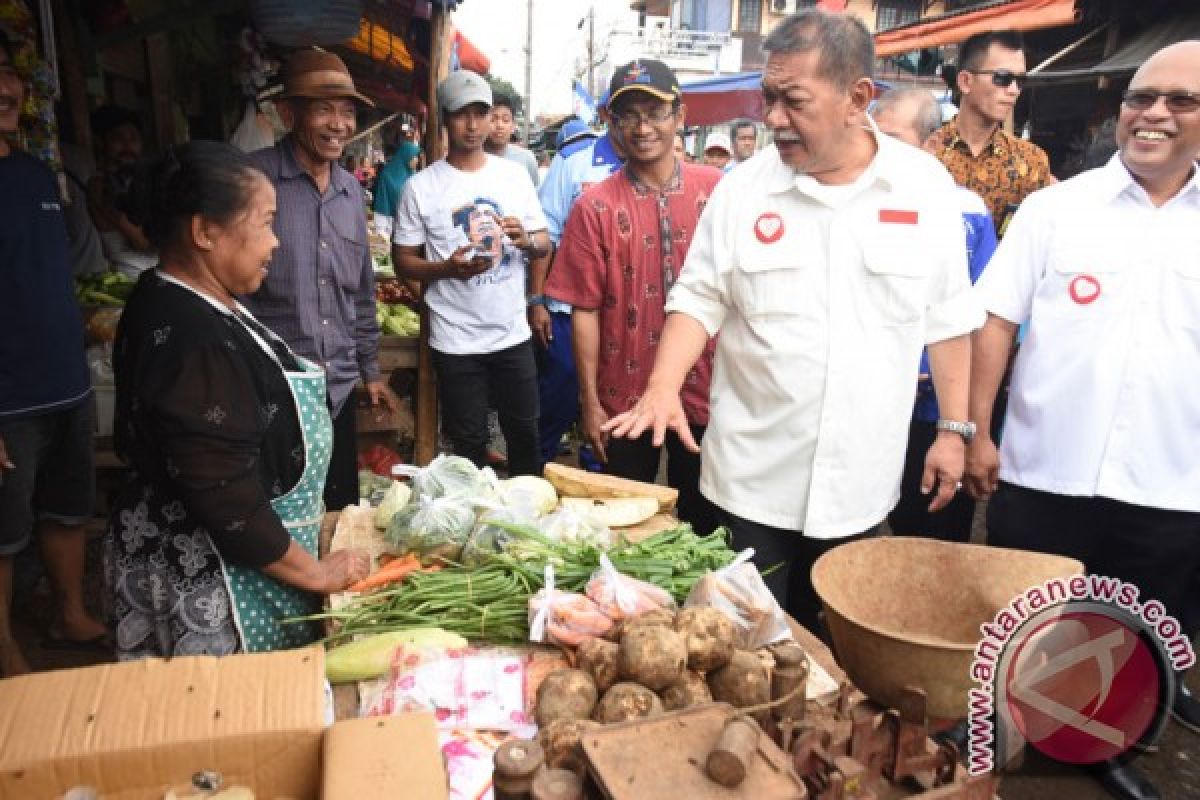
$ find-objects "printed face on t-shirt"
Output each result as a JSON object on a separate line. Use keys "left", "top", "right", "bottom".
{"left": 451, "top": 197, "right": 505, "bottom": 266}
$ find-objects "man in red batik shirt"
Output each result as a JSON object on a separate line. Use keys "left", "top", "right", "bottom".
{"left": 547, "top": 59, "right": 723, "bottom": 535}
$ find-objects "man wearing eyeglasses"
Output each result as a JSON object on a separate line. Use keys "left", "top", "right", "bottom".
{"left": 603, "top": 12, "right": 982, "bottom": 635}
{"left": 927, "top": 31, "right": 1051, "bottom": 236}
{"left": 545, "top": 59, "right": 723, "bottom": 537}
{"left": 967, "top": 41, "right": 1200, "bottom": 800}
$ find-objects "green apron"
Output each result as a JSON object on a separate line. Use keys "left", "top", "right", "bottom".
{"left": 224, "top": 355, "right": 332, "bottom": 652}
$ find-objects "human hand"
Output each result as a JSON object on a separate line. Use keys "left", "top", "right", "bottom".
{"left": 921, "top": 433, "right": 965, "bottom": 512}
{"left": 444, "top": 244, "right": 493, "bottom": 280}
{"left": 318, "top": 548, "right": 372, "bottom": 593}
{"left": 528, "top": 304, "right": 552, "bottom": 348}
{"left": 602, "top": 385, "right": 698, "bottom": 452}
{"left": 580, "top": 401, "right": 611, "bottom": 464}
{"left": 493, "top": 212, "right": 531, "bottom": 251}
{"left": 964, "top": 434, "right": 1001, "bottom": 500}
{"left": 366, "top": 379, "right": 399, "bottom": 418}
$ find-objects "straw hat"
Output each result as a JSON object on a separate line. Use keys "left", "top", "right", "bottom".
{"left": 279, "top": 49, "right": 374, "bottom": 107}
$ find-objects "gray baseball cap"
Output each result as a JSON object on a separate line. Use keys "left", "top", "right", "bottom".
{"left": 438, "top": 70, "right": 493, "bottom": 113}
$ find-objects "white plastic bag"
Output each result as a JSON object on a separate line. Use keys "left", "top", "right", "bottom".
{"left": 384, "top": 493, "right": 477, "bottom": 565}
{"left": 394, "top": 454, "right": 488, "bottom": 501}
{"left": 684, "top": 549, "right": 792, "bottom": 649}
{"left": 585, "top": 553, "right": 676, "bottom": 622}
{"left": 229, "top": 101, "right": 274, "bottom": 153}
{"left": 529, "top": 565, "right": 614, "bottom": 647}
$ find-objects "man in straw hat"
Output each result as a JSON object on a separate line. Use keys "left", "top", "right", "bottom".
{"left": 244, "top": 49, "right": 396, "bottom": 511}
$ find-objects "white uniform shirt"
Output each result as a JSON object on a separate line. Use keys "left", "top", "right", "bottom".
{"left": 975, "top": 155, "right": 1200, "bottom": 512}
{"left": 394, "top": 155, "right": 547, "bottom": 355}
{"left": 667, "top": 131, "right": 983, "bottom": 537}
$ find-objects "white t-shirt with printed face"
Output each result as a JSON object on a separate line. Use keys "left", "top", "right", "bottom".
{"left": 393, "top": 155, "right": 547, "bottom": 355}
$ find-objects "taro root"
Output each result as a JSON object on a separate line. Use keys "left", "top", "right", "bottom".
{"left": 674, "top": 607, "right": 736, "bottom": 672}
{"left": 617, "top": 624, "right": 686, "bottom": 691}
{"left": 707, "top": 649, "right": 770, "bottom": 710}
{"left": 593, "top": 682, "right": 664, "bottom": 723}
{"left": 535, "top": 668, "right": 599, "bottom": 727}
{"left": 661, "top": 669, "right": 713, "bottom": 711}
{"left": 536, "top": 718, "right": 601, "bottom": 775}
{"left": 576, "top": 636, "right": 620, "bottom": 693}
{"left": 621, "top": 608, "right": 676, "bottom": 634}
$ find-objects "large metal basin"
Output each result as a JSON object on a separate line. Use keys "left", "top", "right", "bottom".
{"left": 811, "top": 537, "right": 1082, "bottom": 719}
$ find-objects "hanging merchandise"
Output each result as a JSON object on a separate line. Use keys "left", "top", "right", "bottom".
{"left": 250, "top": 0, "right": 363, "bottom": 47}
{"left": 0, "top": 0, "right": 62, "bottom": 176}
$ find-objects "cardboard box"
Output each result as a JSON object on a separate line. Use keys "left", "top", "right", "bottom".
{"left": 0, "top": 647, "right": 447, "bottom": 800}
{"left": 321, "top": 715, "right": 446, "bottom": 799}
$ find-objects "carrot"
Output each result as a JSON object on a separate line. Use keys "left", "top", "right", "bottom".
{"left": 347, "top": 554, "right": 424, "bottom": 593}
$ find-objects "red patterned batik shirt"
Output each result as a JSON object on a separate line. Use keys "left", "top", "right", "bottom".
{"left": 548, "top": 161, "right": 723, "bottom": 425}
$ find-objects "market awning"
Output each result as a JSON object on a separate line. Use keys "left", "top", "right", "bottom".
{"left": 874, "top": 0, "right": 1079, "bottom": 57}
{"left": 451, "top": 26, "right": 490, "bottom": 75}
{"left": 681, "top": 72, "right": 764, "bottom": 126}
{"left": 1027, "top": 11, "right": 1200, "bottom": 84}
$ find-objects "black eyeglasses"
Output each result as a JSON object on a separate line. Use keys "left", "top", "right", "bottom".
{"left": 966, "top": 69, "right": 1028, "bottom": 90}
{"left": 613, "top": 106, "right": 676, "bottom": 130}
{"left": 1122, "top": 90, "right": 1200, "bottom": 113}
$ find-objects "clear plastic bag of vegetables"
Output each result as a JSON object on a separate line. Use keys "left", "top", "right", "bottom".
{"left": 529, "top": 565, "right": 615, "bottom": 647}
{"left": 585, "top": 553, "right": 677, "bottom": 622}
{"left": 394, "top": 454, "right": 488, "bottom": 501}
{"left": 535, "top": 505, "right": 614, "bottom": 548}
{"left": 384, "top": 493, "right": 478, "bottom": 565}
{"left": 460, "top": 501, "right": 541, "bottom": 567}
{"left": 684, "top": 549, "right": 792, "bottom": 650}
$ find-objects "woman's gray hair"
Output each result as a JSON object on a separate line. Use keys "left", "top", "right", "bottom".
{"left": 762, "top": 9, "right": 875, "bottom": 89}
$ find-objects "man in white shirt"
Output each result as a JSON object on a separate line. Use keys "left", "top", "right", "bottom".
{"left": 606, "top": 10, "right": 981, "bottom": 634}
{"left": 393, "top": 71, "right": 549, "bottom": 476}
{"left": 968, "top": 42, "right": 1200, "bottom": 800}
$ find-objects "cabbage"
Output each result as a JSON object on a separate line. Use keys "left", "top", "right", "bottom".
{"left": 385, "top": 494, "right": 477, "bottom": 565}
{"left": 374, "top": 480, "right": 413, "bottom": 529}
{"left": 536, "top": 506, "right": 614, "bottom": 548}
{"left": 405, "top": 454, "right": 487, "bottom": 500}
{"left": 497, "top": 475, "right": 558, "bottom": 515}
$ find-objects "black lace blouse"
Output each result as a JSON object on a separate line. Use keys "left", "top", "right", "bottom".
{"left": 112, "top": 270, "right": 306, "bottom": 567}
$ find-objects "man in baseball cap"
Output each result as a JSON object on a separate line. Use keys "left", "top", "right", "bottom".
{"left": 244, "top": 48, "right": 397, "bottom": 511}
{"left": 437, "top": 69, "right": 493, "bottom": 114}
{"left": 607, "top": 58, "right": 682, "bottom": 107}
{"left": 702, "top": 131, "right": 733, "bottom": 171}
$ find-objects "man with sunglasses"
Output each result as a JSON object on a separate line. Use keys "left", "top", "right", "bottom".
{"left": 927, "top": 31, "right": 1051, "bottom": 236}
{"left": 545, "top": 59, "right": 722, "bottom": 537}
{"left": 967, "top": 41, "right": 1200, "bottom": 800}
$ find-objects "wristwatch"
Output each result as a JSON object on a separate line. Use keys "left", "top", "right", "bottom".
{"left": 936, "top": 419, "right": 977, "bottom": 443}
{"left": 526, "top": 294, "right": 547, "bottom": 308}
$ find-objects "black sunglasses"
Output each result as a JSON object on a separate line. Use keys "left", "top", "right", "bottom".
{"left": 967, "top": 69, "right": 1027, "bottom": 90}
{"left": 1122, "top": 90, "right": 1200, "bottom": 113}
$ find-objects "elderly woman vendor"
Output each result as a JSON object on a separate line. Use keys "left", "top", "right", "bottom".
{"left": 106, "top": 141, "right": 369, "bottom": 657}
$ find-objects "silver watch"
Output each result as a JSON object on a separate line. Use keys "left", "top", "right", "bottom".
{"left": 936, "top": 419, "right": 977, "bottom": 443}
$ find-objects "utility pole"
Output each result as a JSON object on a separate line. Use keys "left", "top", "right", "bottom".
{"left": 587, "top": 5, "right": 595, "bottom": 98}
{"left": 524, "top": 0, "right": 534, "bottom": 143}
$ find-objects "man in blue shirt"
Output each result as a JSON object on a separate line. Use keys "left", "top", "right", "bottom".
{"left": 529, "top": 105, "right": 624, "bottom": 467}
{"left": 873, "top": 87, "right": 997, "bottom": 541}
{"left": 1, "top": 32, "right": 107, "bottom": 675}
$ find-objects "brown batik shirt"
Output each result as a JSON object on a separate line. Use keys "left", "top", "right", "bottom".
{"left": 930, "top": 117, "right": 1052, "bottom": 236}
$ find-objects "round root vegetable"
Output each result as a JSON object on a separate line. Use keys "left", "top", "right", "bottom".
{"left": 536, "top": 668, "right": 599, "bottom": 727}
{"left": 593, "top": 682, "right": 664, "bottom": 723}
{"left": 493, "top": 739, "right": 545, "bottom": 799}
{"left": 661, "top": 669, "right": 713, "bottom": 711}
{"left": 707, "top": 650, "right": 770, "bottom": 710}
{"left": 617, "top": 625, "right": 686, "bottom": 691}
{"left": 536, "top": 718, "right": 600, "bottom": 775}
{"left": 576, "top": 636, "right": 620, "bottom": 693}
{"left": 674, "top": 607, "right": 736, "bottom": 672}
{"left": 531, "top": 767, "right": 585, "bottom": 800}
{"left": 706, "top": 716, "right": 760, "bottom": 788}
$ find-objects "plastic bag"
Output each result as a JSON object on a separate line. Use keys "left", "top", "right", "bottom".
{"left": 529, "top": 565, "right": 614, "bottom": 647}
{"left": 585, "top": 553, "right": 676, "bottom": 622}
{"left": 536, "top": 505, "right": 614, "bottom": 548}
{"left": 229, "top": 100, "right": 275, "bottom": 153}
{"left": 461, "top": 502, "right": 539, "bottom": 567}
{"left": 384, "top": 493, "right": 477, "bottom": 565}
{"left": 395, "top": 454, "right": 488, "bottom": 501}
{"left": 684, "top": 550, "right": 792, "bottom": 649}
